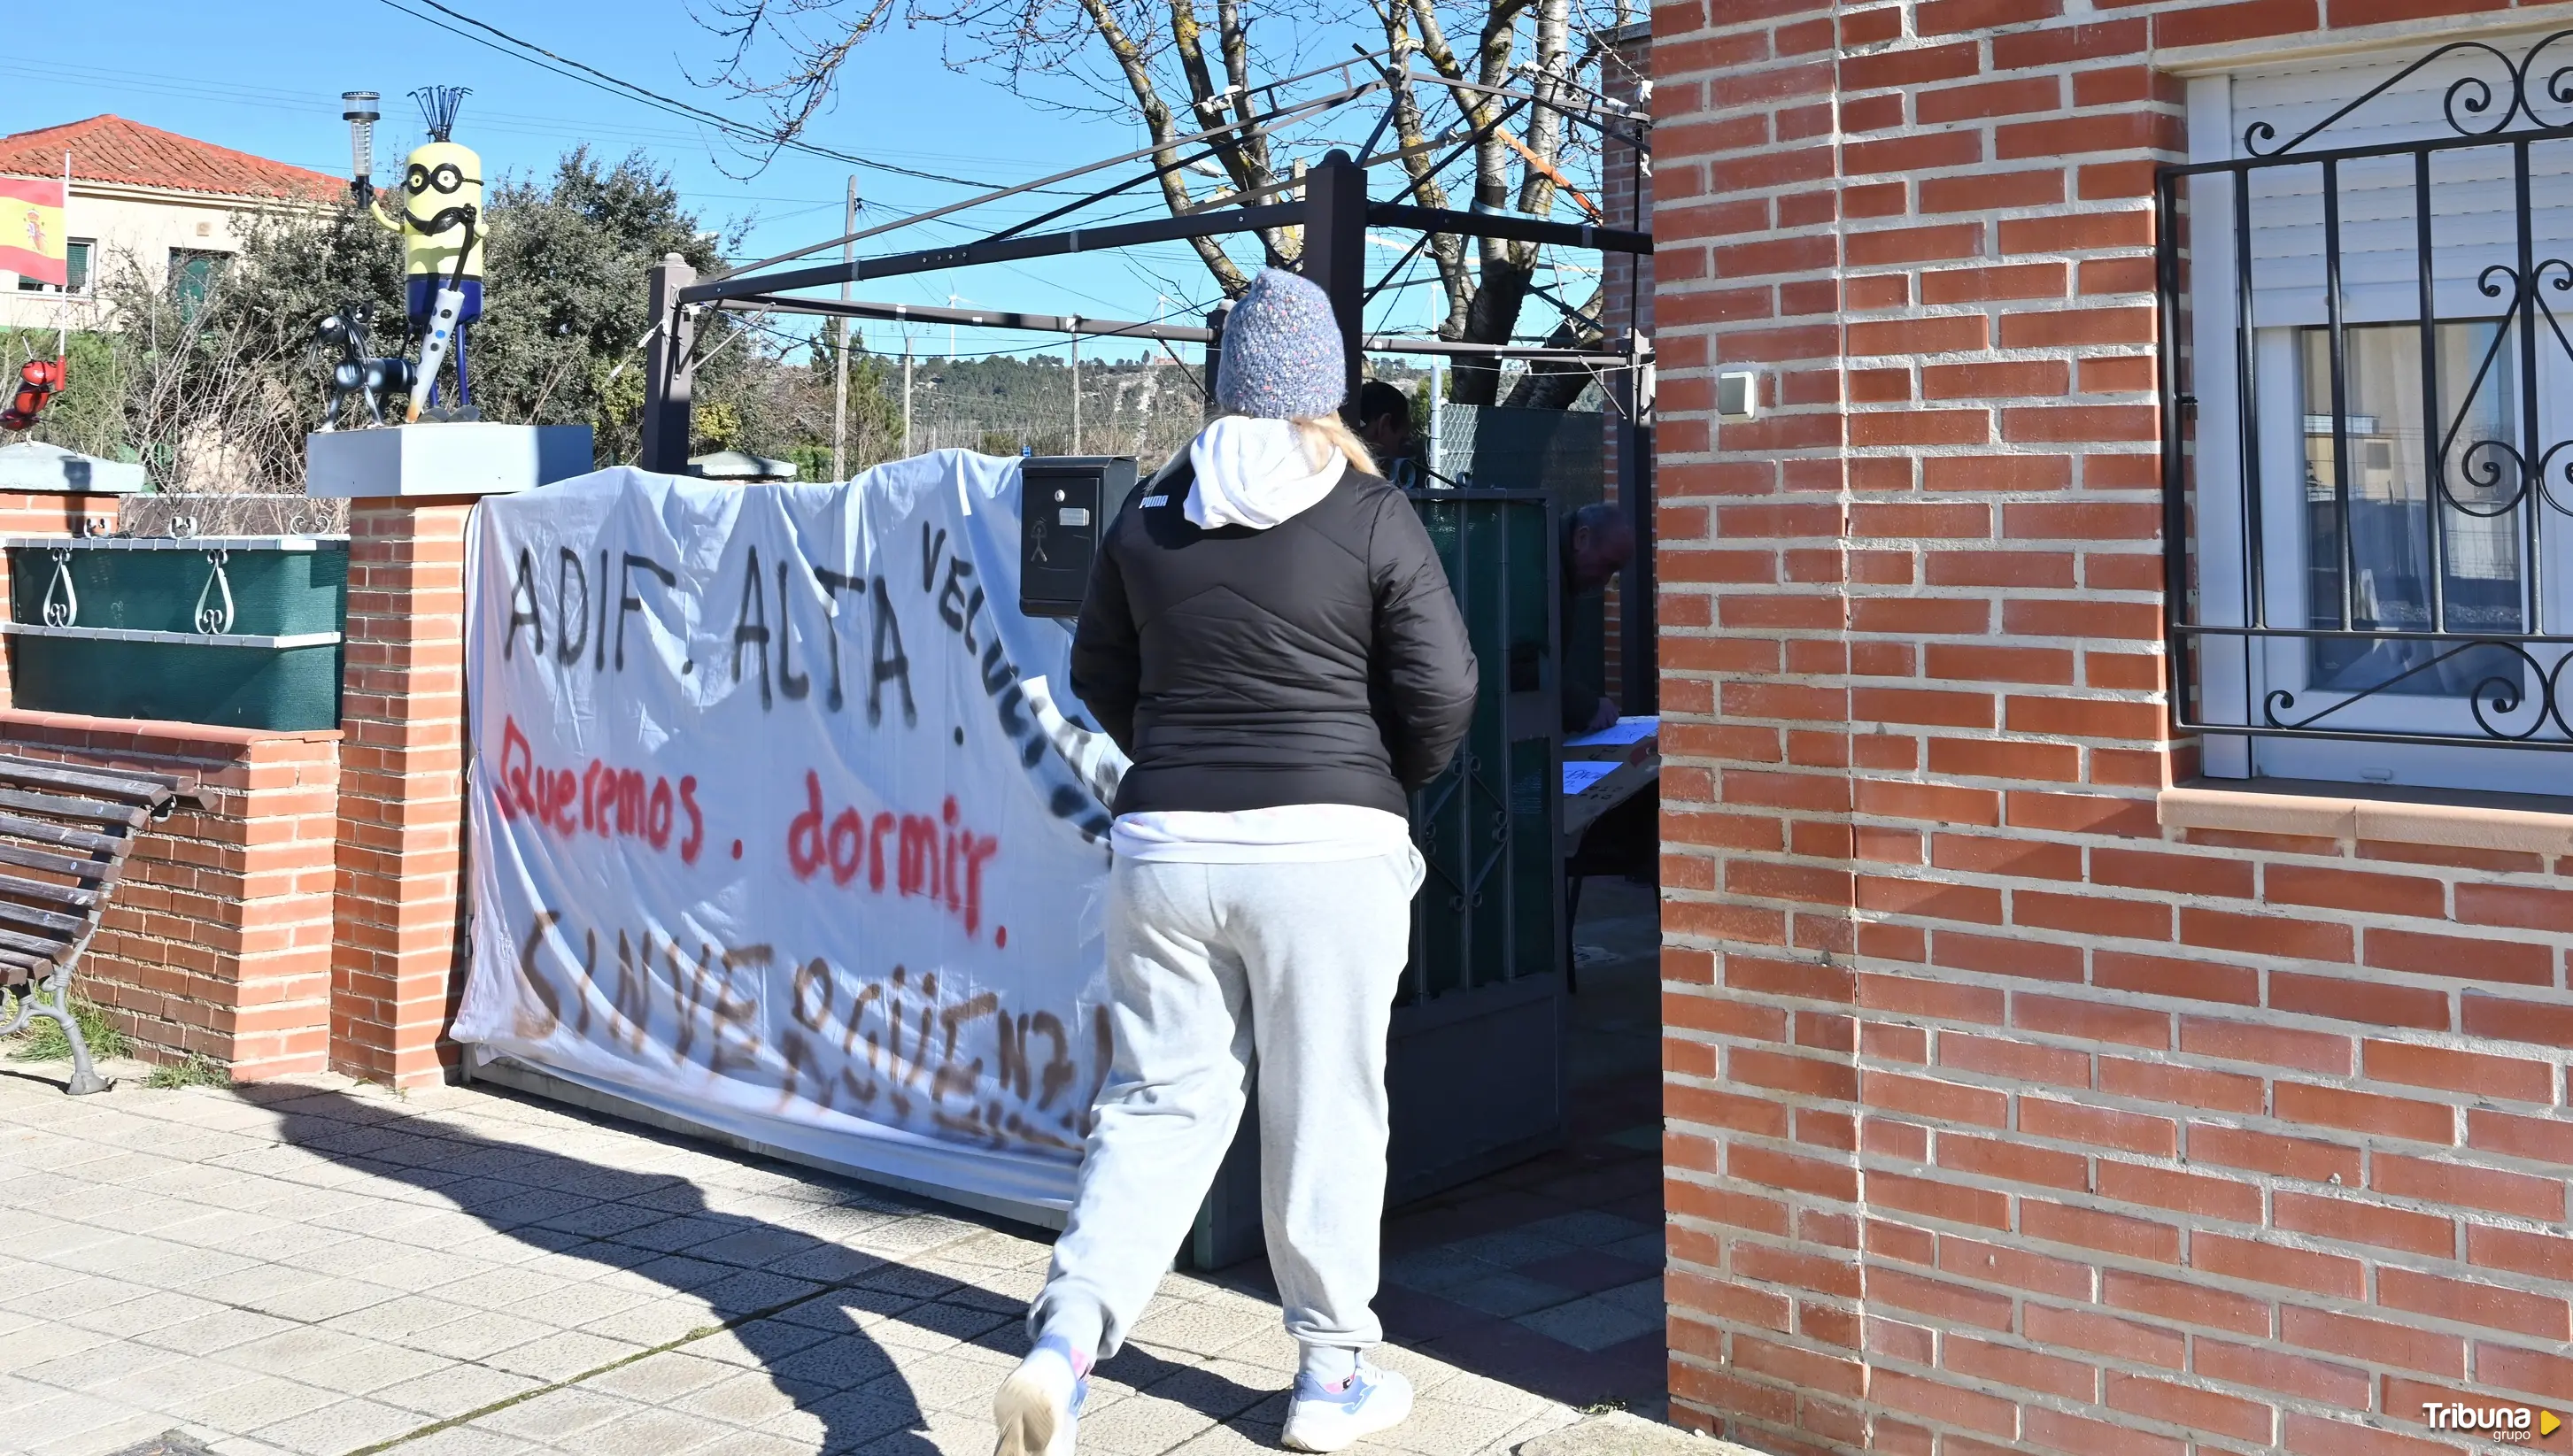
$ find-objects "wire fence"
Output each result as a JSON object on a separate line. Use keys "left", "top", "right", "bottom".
{"left": 896, "top": 355, "right": 1210, "bottom": 467}
{"left": 114, "top": 493, "right": 348, "bottom": 538}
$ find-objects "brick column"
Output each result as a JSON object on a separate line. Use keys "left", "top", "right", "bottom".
{"left": 1653, "top": 1, "right": 1865, "bottom": 1446}
{"left": 331, "top": 497, "right": 476, "bottom": 1086}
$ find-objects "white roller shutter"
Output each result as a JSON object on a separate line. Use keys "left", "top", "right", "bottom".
{"left": 2220, "top": 39, "right": 2573, "bottom": 327}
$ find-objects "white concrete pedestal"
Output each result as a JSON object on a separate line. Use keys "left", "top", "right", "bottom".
{"left": 0, "top": 441, "right": 146, "bottom": 495}
{"left": 305, "top": 423, "right": 593, "bottom": 498}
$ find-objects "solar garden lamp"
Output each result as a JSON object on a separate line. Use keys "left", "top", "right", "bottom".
{"left": 342, "top": 91, "right": 381, "bottom": 204}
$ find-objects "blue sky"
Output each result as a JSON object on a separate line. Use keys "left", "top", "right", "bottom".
{"left": 0, "top": 0, "right": 1441, "bottom": 362}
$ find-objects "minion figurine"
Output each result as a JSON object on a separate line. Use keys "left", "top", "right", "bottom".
{"left": 373, "top": 87, "right": 486, "bottom": 419}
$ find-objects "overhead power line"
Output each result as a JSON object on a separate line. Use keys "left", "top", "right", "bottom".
{"left": 0, "top": 57, "right": 1058, "bottom": 174}
{"left": 368, "top": 0, "right": 1062, "bottom": 191}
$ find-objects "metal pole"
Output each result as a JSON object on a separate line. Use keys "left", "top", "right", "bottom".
{"left": 1429, "top": 356, "right": 1446, "bottom": 477}
{"left": 1203, "top": 305, "right": 1231, "bottom": 422}
{"left": 1616, "top": 322, "right": 1656, "bottom": 715}
{"left": 901, "top": 335, "right": 914, "bottom": 456}
{"left": 1613, "top": 89, "right": 1655, "bottom": 715}
{"left": 1070, "top": 320, "right": 1082, "bottom": 454}
{"left": 700, "top": 55, "right": 1389, "bottom": 286}
{"left": 58, "top": 150, "right": 72, "bottom": 357}
{"left": 832, "top": 176, "right": 854, "bottom": 479}
{"left": 640, "top": 253, "right": 697, "bottom": 474}
{"left": 1300, "top": 150, "right": 1369, "bottom": 419}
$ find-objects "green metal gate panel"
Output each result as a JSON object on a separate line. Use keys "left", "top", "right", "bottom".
{"left": 1403, "top": 491, "right": 1563, "bottom": 1004}
{"left": 1190, "top": 490, "right": 1566, "bottom": 1268}
{"left": 5, "top": 537, "right": 347, "bottom": 732}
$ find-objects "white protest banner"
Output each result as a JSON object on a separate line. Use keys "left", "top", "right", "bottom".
{"left": 452, "top": 455, "right": 1124, "bottom": 1210}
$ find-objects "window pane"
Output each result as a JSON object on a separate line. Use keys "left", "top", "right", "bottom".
{"left": 169, "top": 249, "right": 228, "bottom": 314}
{"left": 14, "top": 239, "right": 91, "bottom": 295}
{"left": 2299, "top": 321, "right": 2523, "bottom": 696}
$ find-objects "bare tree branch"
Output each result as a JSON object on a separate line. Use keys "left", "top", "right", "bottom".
{"left": 1501, "top": 282, "right": 1600, "bottom": 408}
{"left": 1367, "top": 5, "right": 1469, "bottom": 335}
{"left": 687, "top": 0, "right": 900, "bottom": 147}
{"left": 1075, "top": 0, "right": 1253, "bottom": 292}
{"left": 684, "top": 0, "right": 1630, "bottom": 399}
{"left": 1515, "top": 0, "right": 1570, "bottom": 219}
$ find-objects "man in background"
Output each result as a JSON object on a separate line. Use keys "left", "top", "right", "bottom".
{"left": 1560, "top": 502, "right": 1634, "bottom": 736}
{"left": 1356, "top": 381, "right": 1419, "bottom": 483}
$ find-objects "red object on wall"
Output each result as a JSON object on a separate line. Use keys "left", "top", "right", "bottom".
{"left": 0, "top": 358, "right": 64, "bottom": 433}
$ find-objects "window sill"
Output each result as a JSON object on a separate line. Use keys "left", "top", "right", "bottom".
{"left": 2159, "top": 778, "right": 2573, "bottom": 855}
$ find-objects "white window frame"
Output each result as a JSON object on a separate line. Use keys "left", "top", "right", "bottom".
{"left": 12, "top": 237, "right": 93, "bottom": 296}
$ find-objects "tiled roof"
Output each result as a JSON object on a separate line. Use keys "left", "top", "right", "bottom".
{"left": 0, "top": 115, "right": 342, "bottom": 202}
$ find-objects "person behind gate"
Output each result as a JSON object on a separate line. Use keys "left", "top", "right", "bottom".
{"left": 992, "top": 268, "right": 1480, "bottom": 1456}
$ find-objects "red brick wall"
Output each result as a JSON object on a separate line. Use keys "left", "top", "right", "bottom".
{"left": 0, "top": 489, "right": 483, "bottom": 1088}
{"left": 1652, "top": 4, "right": 2573, "bottom": 1453}
{"left": 332, "top": 498, "right": 476, "bottom": 1087}
{"left": 4, "top": 710, "right": 339, "bottom": 1078}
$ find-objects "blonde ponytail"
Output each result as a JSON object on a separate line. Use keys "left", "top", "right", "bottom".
{"left": 1291, "top": 412, "right": 1381, "bottom": 479}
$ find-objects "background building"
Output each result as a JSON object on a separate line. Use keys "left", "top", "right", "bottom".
{"left": 0, "top": 114, "right": 341, "bottom": 332}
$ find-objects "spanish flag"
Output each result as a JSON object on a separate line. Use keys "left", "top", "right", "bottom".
{"left": 0, "top": 176, "right": 69, "bottom": 289}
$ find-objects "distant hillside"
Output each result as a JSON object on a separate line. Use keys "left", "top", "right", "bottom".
{"left": 894, "top": 351, "right": 1433, "bottom": 468}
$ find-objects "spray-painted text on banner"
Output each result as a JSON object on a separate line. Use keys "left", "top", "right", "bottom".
{"left": 453, "top": 458, "right": 1124, "bottom": 1209}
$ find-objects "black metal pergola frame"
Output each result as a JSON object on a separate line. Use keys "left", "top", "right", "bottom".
{"left": 635, "top": 85, "right": 1657, "bottom": 708}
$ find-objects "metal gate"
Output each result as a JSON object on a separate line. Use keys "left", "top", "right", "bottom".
{"left": 1188, "top": 489, "right": 1565, "bottom": 1268}
{"left": 634, "top": 109, "right": 1649, "bottom": 1265}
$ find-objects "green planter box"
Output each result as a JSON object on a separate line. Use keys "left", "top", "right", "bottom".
{"left": 5, "top": 535, "right": 347, "bottom": 731}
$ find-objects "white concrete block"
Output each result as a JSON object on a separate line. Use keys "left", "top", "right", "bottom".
{"left": 0, "top": 441, "right": 145, "bottom": 494}
{"left": 305, "top": 424, "right": 592, "bottom": 500}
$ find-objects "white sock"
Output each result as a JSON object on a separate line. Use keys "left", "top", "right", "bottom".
{"left": 1300, "top": 1344, "right": 1360, "bottom": 1388}
{"left": 1035, "top": 1310, "right": 1101, "bottom": 1375}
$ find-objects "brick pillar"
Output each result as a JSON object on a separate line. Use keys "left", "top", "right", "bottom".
{"left": 1654, "top": 0, "right": 1866, "bottom": 1446}
{"left": 331, "top": 497, "right": 476, "bottom": 1086}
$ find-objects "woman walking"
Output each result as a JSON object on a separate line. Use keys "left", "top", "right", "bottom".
{"left": 994, "top": 269, "right": 1480, "bottom": 1456}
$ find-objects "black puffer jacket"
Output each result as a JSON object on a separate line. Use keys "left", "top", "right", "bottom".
{"left": 1070, "top": 456, "right": 1479, "bottom": 819}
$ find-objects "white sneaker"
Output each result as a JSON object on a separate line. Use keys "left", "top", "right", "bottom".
{"left": 994, "top": 1337, "right": 1087, "bottom": 1456}
{"left": 1282, "top": 1362, "right": 1413, "bottom": 1453}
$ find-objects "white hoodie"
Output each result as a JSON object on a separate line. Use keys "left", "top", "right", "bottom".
{"left": 1111, "top": 417, "right": 1418, "bottom": 867}
{"left": 1182, "top": 415, "right": 1343, "bottom": 530}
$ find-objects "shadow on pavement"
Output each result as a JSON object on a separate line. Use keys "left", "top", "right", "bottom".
{"left": 263, "top": 1086, "right": 1265, "bottom": 1452}
{"left": 1210, "top": 874, "right": 1668, "bottom": 1414}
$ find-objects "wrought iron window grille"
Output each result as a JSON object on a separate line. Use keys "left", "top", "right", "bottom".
{"left": 2159, "top": 30, "right": 2573, "bottom": 759}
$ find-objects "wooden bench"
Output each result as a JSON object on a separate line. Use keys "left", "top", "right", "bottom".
{"left": 0, "top": 753, "right": 190, "bottom": 1094}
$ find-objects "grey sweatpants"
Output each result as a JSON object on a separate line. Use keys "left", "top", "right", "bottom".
{"left": 1031, "top": 849, "right": 1424, "bottom": 1360}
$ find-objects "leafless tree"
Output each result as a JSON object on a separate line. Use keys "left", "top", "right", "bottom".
{"left": 690, "top": 0, "right": 1634, "bottom": 404}
{"left": 93, "top": 248, "right": 315, "bottom": 495}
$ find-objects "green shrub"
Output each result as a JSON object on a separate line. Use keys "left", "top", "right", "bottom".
{"left": 143, "top": 1054, "right": 233, "bottom": 1090}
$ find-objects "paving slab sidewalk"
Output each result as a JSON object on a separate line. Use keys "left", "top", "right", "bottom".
{"left": 0, "top": 1059, "right": 1586, "bottom": 1456}
{"left": 1514, "top": 1412, "right": 1757, "bottom": 1456}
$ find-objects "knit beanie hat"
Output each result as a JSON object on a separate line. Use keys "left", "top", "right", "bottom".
{"left": 1214, "top": 268, "right": 1347, "bottom": 420}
